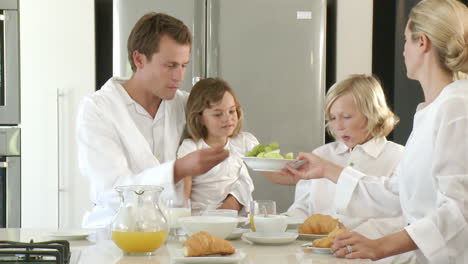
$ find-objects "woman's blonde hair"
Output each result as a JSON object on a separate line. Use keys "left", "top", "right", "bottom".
{"left": 185, "top": 78, "right": 243, "bottom": 141}
{"left": 408, "top": 0, "right": 468, "bottom": 79}
{"left": 325, "top": 74, "right": 399, "bottom": 139}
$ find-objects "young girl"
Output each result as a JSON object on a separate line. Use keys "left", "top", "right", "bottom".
{"left": 177, "top": 78, "right": 258, "bottom": 214}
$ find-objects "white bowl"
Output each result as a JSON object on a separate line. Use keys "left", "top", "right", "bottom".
{"left": 242, "top": 157, "right": 304, "bottom": 172}
{"left": 178, "top": 216, "right": 238, "bottom": 239}
{"left": 202, "top": 209, "right": 238, "bottom": 218}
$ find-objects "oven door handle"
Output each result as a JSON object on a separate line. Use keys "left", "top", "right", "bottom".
{"left": 0, "top": 161, "right": 7, "bottom": 168}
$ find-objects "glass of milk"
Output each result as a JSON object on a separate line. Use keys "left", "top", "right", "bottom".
{"left": 162, "top": 197, "right": 191, "bottom": 241}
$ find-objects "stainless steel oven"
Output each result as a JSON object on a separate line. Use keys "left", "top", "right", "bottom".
{"left": 0, "top": 0, "right": 19, "bottom": 125}
{"left": 0, "top": 0, "right": 19, "bottom": 228}
{"left": 0, "top": 127, "right": 20, "bottom": 228}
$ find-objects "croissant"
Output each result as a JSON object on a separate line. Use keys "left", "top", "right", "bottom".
{"left": 312, "top": 227, "right": 348, "bottom": 248}
{"left": 183, "top": 232, "right": 235, "bottom": 257}
{"left": 299, "top": 214, "right": 339, "bottom": 235}
{"left": 312, "top": 237, "right": 333, "bottom": 248}
{"left": 328, "top": 226, "right": 347, "bottom": 239}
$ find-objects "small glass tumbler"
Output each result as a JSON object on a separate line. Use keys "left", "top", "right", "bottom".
{"left": 161, "top": 197, "right": 191, "bottom": 242}
{"left": 249, "top": 200, "right": 276, "bottom": 232}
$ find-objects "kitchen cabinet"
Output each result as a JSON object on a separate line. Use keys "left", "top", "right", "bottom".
{"left": 20, "top": 0, "right": 95, "bottom": 228}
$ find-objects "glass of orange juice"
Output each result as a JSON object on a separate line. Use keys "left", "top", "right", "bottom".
{"left": 249, "top": 200, "right": 276, "bottom": 232}
{"left": 111, "top": 185, "right": 169, "bottom": 255}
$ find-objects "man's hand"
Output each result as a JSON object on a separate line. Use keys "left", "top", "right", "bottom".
{"left": 218, "top": 194, "right": 242, "bottom": 211}
{"left": 174, "top": 147, "right": 228, "bottom": 183}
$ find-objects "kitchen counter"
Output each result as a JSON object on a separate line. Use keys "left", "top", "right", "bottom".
{"left": 0, "top": 228, "right": 373, "bottom": 263}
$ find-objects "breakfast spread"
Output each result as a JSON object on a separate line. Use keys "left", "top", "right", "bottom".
{"left": 299, "top": 214, "right": 339, "bottom": 235}
{"left": 183, "top": 231, "right": 235, "bottom": 257}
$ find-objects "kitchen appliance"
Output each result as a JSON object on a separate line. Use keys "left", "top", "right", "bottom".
{"left": 113, "top": 0, "right": 326, "bottom": 211}
{"left": 0, "top": 240, "right": 71, "bottom": 264}
{"left": 0, "top": 0, "right": 20, "bottom": 228}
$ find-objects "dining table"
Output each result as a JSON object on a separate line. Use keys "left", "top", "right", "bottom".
{"left": 0, "top": 228, "right": 374, "bottom": 264}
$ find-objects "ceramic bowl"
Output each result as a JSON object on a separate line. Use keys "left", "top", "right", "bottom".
{"left": 242, "top": 157, "right": 305, "bottom": 172}
{"left": 202, "top": 209, "right": 238, "bottom": 218}
{"left": 178, "top": 216, "right": 238, "bottom": 239}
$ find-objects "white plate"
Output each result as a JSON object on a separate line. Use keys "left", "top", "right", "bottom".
{"left": 242, "top": 232, "right": 298, "bottom": 245}
{"left": 301, "top": 242, "right": 332, "bottom": 254}
{"left": 48, "top": 231, "right": 91, "bottom": 240}
{"left": 173, "top": 249, "right": 246, "bottom": 263}
{"left": 226, "top": 228, "right": 249, "bottom": 240}
{"left": 242, "top": 157, "right": 304, "bottom": 172}
{"left": 297, "top": 233, "right": 327, "bottom": 241}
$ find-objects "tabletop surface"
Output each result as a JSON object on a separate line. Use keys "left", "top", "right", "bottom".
{"left": 0, "top": 228, "right": 373, "bottom": 264}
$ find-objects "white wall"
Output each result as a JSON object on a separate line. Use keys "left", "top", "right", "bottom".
{"left": 335, "top": 0, "right": 373, "bottom": 81}
{"left": 20, "top": 0, "right": 95, "bottom": 228}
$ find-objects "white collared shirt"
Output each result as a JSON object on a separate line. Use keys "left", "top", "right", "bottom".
{"left": 116, "top": 84, "right": 169, "bottom": 162}
{"left": 287, "top": 138, "right": 416, "bottom": 264}
{"left": 77, "top": 77, "right": 188, "bottom": 228}
{"left": 337, "top": 80, "right": 468, "bottom": 263}
{"left": 177, "top": 132, "right": 259, "bottom": 214}
{"left": 288, "top": 137, "right": 404, "bottom": 221}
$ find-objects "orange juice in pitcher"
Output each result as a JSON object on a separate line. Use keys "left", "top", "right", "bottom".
{"left": 112, "top": 231, "right": 168, "bottom": 253}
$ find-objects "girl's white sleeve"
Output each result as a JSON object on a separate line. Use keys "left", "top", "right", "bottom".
{"left": 242, "top": 132, "right": 260, "bottom": 154}
{"left": 227, "top": 132, "right": 258, "bottom": 213}
{"left": 228, "top": 163, "right": 255, "bottom": 214}
{"left": 177, "top": 139, "right": 198, "bottom": 158}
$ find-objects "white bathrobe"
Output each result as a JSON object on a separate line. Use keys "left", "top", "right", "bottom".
{"left": 76, "top": 77, "right": 188, "bottom": 228}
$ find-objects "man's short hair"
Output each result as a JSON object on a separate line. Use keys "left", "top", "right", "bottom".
{"left": 127, "top": 12, "right": 192, "bottom": 72}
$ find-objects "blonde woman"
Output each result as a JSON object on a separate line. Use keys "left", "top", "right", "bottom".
{"left": 177, "top": 78, "right": 258, "bottom": 214}
{"left": 283, "top": 0, "right": 468, "bottom": 263}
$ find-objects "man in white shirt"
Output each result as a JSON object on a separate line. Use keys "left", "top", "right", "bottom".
{"left": 76, "top": 13, "right": 228, "bottom": 228}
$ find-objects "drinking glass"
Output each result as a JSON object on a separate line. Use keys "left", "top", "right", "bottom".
{"left": 161, "top": 197, "right": 191, "bottom": 241}
{"left": 249, "top": 200, "right": 276, "bottom": 232}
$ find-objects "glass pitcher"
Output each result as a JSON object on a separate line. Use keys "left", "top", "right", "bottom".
{"left": 111, "top": 185, "right": 168, "bottom": 255}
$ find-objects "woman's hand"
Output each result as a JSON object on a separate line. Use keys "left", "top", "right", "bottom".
{"left": 333, "top": 230, "right": 418, "bottom": 261}
{"left": 280, "top": 152, "right": 343, "bottom": 183}
{"left": 331, "top": 231, "right": 383, "bottom": 260}
{"left": 260, "top": 171, "right": 299, "bottom": 185}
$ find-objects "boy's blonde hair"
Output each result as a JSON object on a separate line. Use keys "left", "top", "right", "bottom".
{"left": 325, "top": 74, "right": 399, "bottom": 139}
{"left": 185, "top": 78, "right": 243, "bottom": 142}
